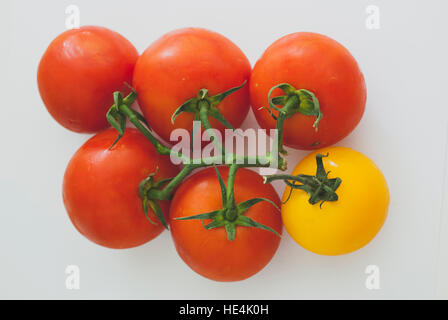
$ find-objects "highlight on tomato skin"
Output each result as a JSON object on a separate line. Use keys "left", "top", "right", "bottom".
{"left": 250, "top": 32, "right": 366, "bottom": 150}
{"left": 62, "top": 128, "right": 179, "bottom": 249}
{"left": 37, "top": 26, "right": 139, "bottom": 133}
{"left": 280, "top": 147, "right": 389, "bottom": 256}
{"left": 132, "top": 27, "right": 252, "bottom": 145}
{"left": 169, "top": 166, "right": 283, "bottom": 282}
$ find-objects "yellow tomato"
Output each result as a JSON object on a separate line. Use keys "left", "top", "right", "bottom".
{"left": 281, "top": 147, "right": 389, "bottom": 255}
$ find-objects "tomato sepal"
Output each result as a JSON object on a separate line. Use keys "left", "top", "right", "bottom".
{"left": 142, "top": 197, "right": 157, "bottom": 226}
{"left": 237, "top": 197, "right": 280, "bottom": 212}
{"left": 106, "top": 88, "right": 148, "bottom": 148}
{"left": 170, "top": 81, "right": 247, "bottom": 129}
{"left": 264, "top": 83, "right": 323, "bottom": 131}
{"left": 174, "top": 166, "right": 281, "bottom": 241}
{"left": 175, "top": 210, "right": 221, "bottom": 222}
{"left": 138, "top": 168, "right": 174, "bottom": 229}
{"left": 234, "top": 215, "right": 281, "bottom": 238}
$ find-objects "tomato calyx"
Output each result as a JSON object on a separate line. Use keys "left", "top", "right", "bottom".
{"left": 106, "top": 87, "right": 151, "bottom": 148}
{"left": 175, "top": 165, "right": 281, "bottom": 241}
{"left": 260, "top": 83, "right": 322, "bottom": 154}
{"left": 138, "top": 168, "right": 174, "bottom": 229}
{"left": 267, "top": 83, "right": 322, "bottom": 128}
{"left": 264, "top": 153, "right": 341, "bottom": 207}
{"left": 171, "top": 81, "right": 247, "bottom": 130}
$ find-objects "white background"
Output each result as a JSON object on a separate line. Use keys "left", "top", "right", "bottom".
{"left": 1, "top": 0, "right": 448, "bottom": 299}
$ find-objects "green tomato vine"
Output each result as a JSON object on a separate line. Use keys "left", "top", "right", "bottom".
{"left": 106, "top": 82, "right": 341, "bottom": 241}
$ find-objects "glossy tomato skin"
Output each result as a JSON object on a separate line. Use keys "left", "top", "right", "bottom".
{"left": 63, "top": 128, "right": 179, "bottom": 249}
{"left": 133, "top": 28, "right": 251, "bottom": 144}
{"left": 170, "top": 167, "right": 282, "bottom": 282}
{"left": 250, "top": 32, "right": 366, "bottom": 150}
{"left": 282, "top": 147, "right": 389, "bottom": 255}
{"left": 38, "top": 26, "right": 139, "bottom": 133}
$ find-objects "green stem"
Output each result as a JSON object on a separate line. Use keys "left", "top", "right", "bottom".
{"left": 103, "top": 83, "right": 319, "bottom": 236}
{"left": 119, "top": 103, "right": 279, "bottom": 171}
{"left": 148, "top": 164, "right": 198, "bottom": 201}
{"left": 198, "top": 100, "right": 225, "bottom": 155}
{"left": 111, "top": 84, "right": 293, "bottom": 205}
{"left": 275, "top": 114, "right": 286, "bottom": 155}
{"left": 225, "top": 164, "right": 238, "bottom": 207}
{"left": 218, "top": 163, "right": 237, "bottom": 222}
{"left": 119, "top": 104, "right": 191, "bottom": 163}
{"left": 146, "top": 154, "right": 284, "bottom": 203}
{"left": 276, "top": 95, "right": 299, "bottom": 155}
{"left": 263, "top": 174, "right": 306, "bottom": 184}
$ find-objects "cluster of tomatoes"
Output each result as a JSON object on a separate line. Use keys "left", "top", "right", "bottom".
{"left": 38, "top": 26, "right": 389, "bottom": 282}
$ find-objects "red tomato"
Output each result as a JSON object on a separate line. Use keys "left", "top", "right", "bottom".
{"left": 170, "top": 167, "right": 282, "bottom": 282}
{"left": 63, "top": 128, "right": 179, "bottom": 249}
{"left": 250, "top": 32, "right": 366, "bottom": 150}
{"left": 133, "top": 28, "right": 251, "bottom": 144}
{"left": 38, "top": 26, "right": 139, "bottom": 133}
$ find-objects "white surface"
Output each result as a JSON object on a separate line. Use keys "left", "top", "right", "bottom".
{"left": 437, "top": 126, "right": 448, "bottom": 299}
{"left": 1, "top": 0, "right": 447, "bottom": 299}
